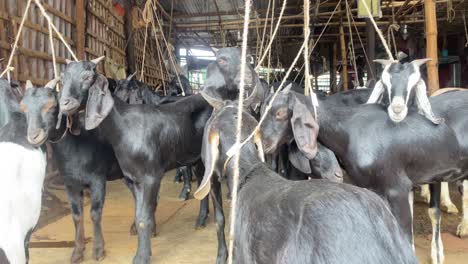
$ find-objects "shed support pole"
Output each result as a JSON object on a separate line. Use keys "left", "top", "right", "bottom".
{"left": 425, "top": 0, "right": 439, "bottom": 94}
{"left": 339, "top": 26, "right": 348, "bottom": 90}
{"left": 329, "top": 42, "right": 336, "bottom": 93}
{"left": 76, "top": 0, "right": 85, "bottom": 59}
{"left": 125, "top": 7, "right": 136, "bottom": 74}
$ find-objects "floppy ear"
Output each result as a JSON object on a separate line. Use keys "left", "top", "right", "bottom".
{"left": 412, "top": 58, "right": 431, "bottom": 67}
{"left": 194, "top": 130, "right": 220, "bottom": 200}
{"left": 85, "top": 75, "right": 114, "bottom": 130}
{"left": 290, "top": 96, "right": 319, "bottom": 160}
{"left": 253, "top": 129, "right": 265, "bottom": 162}
{"left": 288, "top": 142, "right": 312, "bottom": 174}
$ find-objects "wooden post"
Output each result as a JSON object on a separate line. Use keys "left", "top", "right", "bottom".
{"left": 329, "top": 42, "right": 336, "bottom": 93}
{"left": 366, "top": 18, "right": 376, "bottom": 82}
{"left": 124, "top": 7, "right": 136, "bottom": 75}
{"left": 75, "top": 0, "right": 85, "bottom": 60}
{"left": 339, "top": 5, "right": 348, "bottom": 91}
{"left": 424, "top": 0, "right": 439, "bottom": 94}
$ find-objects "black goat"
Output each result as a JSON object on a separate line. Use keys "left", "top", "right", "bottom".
{"left": 20, "top": 79, "right": 126, "bottom": 263}
{"left": 261, "top": 87, "right": 467, "bottom": 264}
{"left": 58, "top": 57, "right": 213, "bottom": 264}
{"left": 194, "top": 101, "right": 417, "bottom": 264}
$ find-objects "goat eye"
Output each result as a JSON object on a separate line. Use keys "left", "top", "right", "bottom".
{"left": 218, "top": 59, "right": 226, "bottom": 65}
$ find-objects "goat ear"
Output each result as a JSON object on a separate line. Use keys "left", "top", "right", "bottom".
{"left": 290, "top": 96, "right": 319, "bottom": 160}
{"left": 366, "top": 80, "right": 385, "bottom": 104}
{"left": 374, "top": 59, "right": 394, "bottom": 66}
{"left": 253, "top": 130, "right": 265, "bottom": 162}
{"left": 45, "top": 78, "right": 60, "bottom": 90}
{"left": 65, "top": 59, "right": 73, "bottom": 64}
{"left": 412, "top": 58, "right": 431, "bottom": 67}
{"left": 281, "top": 83, "right": 293, "bottom": 94}
{"left": 85, "top": 75, "right": 114, "bottom": 130}
{"left": 25, "top": 80, "right": 34, "bottom": 90}
{"left": 288, "top": 142, "right": 312, "bottom": 174}
{"left": 91, "top": 56, "right": 106, "bottom": 65}
{"left": 194, "top": 130, "right": 220, "bottom": 200}
{"left": 127, "top": 72, "right": 137, "bottom": 81}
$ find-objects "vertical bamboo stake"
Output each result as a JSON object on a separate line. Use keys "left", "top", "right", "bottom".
{"left": 339, "top": 4, "right": 348, "bottom": 91}
{"left": 425, "top": 0, "right": 439, "bottom": 94}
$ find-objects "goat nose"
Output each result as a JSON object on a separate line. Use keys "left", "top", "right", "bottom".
{"left": 392, "top": 104, "right": 404, "bottom": 114}
{"left": 31, "top": 129, "right": 41, "bottom": 139}
{"left": 63, "top": 99, "right": 70, "bottom": 106}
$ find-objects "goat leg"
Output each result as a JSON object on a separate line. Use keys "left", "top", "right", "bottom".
{"left": 133, "top": 175, "right": 161, "bottom": 264}
{"left": 457, "top": 180, "right": 468, "bottom": 238}
{"left": 90, "top": 181, "right": 106, "bottom": 261}
{"left": 429, "top": 183, "right": 445, "bottom": 264}
{"left": 123, "top": 177, "right": 139, "bottom": 236}
{"left": 178, "top": 166, "right": 193, "bottom": 201}
{"left": 66, "top": 186, "right": 85, "bottom": 264}
{"left": 211, "top": 177, "right": 228, "bottom": 264}
{"left": 194, "top": 161, "right": 210, "bottom": 228}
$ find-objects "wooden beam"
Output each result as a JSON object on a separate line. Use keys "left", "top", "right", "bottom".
{"left": 331, "top": 42, "right": 337, "bottom": 93}
{"left": 425, "top": 0, "right": 440, "bottom": 94}
{"left": 75, "top": 0, "right": 85, "bottom": 59}
{"left": 124, "top": 7, "right": 136, "bottom": 74}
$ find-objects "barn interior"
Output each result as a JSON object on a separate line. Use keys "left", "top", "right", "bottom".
{"left": 1, "top": 0, "right": 468, "bottom": 263}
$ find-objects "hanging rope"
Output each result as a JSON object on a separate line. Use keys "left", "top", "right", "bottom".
{"left": 345, "top": 0, "right": 359, "bottom": 88}
{"left": 463, "top": 12, "right": 468, "bottom": 47}
{"left": 151, "top": 2, "right": 185, "bottom": 96}
{"left": 359, "top": 0, "right": 394, "bottom": 60}
{"left": 48, "top": 23, "right": 59, "bottom": 91}
{"left": 447, "top": 0, "right": 455, "bottom": 22}
{"left": 139, "top": 0, "right": 152, "bottom": 81}
{"left": 255, "top": 0, "right": 288, "bottom": 70}
{"left": 267, "top": 0, "right": 275, "bottom": 84}
{"left": 0, "top": 0, "right": 33, "bottom": 81}
{"left": 347, "top": 2, "right": 374, "bottom": 80}
{"left": 258, "top": 0, "right": 272, "bottom": 62}
{"left": 228, "top": 0, "right": 251, "bottom": 263}
{"left": 227, "top": 0, "right": 342, "bottom": 160}
{"left": 294, "top": 0, "right": 342, "bottom": 82}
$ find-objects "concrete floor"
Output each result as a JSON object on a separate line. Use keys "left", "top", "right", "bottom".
{"left": 29, "top": 171, "right": 468, "bottom": 263}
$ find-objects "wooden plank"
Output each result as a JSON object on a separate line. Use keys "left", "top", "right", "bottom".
{"left": 76, "top": 0, "right": 85, "bottom": 59}
{"left": 87, "top": 8, "right": 124, "bottom": 38}
{"left": 11, "top": 17, "right": 75, "bottom": 45}
{"left": 43, "top": 3, "right": 75, "bottom": 25}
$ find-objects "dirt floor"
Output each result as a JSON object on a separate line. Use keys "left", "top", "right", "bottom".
{"left": 29, "top": 171, "right": 468, "bottom": 264}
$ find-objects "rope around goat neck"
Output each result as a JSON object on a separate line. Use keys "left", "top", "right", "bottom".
{"left": 228, "top": 0, "right": 252, "bottom": 263}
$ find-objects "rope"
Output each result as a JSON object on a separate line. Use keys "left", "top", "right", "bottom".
{"left": 227, "top": 0, "right": 342, "bottom": 162}
{"left": 35, "top": 0, "right": 78, "bottom": 61}
{"left": 345, "top": 0, "right": 359, "bottom": 88}
{"left": 140, "top": 23, "right": 149, "bottom": 81}
{"left": 151, "top": 2, "right": 185, "bottom": 96}
{"left": 267, "top": 0, "right": 275, "bottom": 84}
{"left": 294, "top": 0, "right": 342, "bottom": 82}
{"left": 464, "top": 12, "right": 468, "bottom": 47}
{"left": 447, "top": 0, "right": 455, "bottom": 22}
{"left": 388, "top": 23, "right": 399, "bottom": 57}
{"left": 359, "top": 0, "right": 394, "bottom": 61}
{"left": 347, "top": 2, "right": 374, "bottom": 80}
{"left": 255, "top": 0, "right": 287, "bottom": 70}
{"left": 227, "top": 0, "right": 251, "bottom": 263}
{"left": 258, "top": 0, "right": 272, "bottom": 62}
{"left": 48, "top": 22, "right": 60, "bottom": 91}
{"left": 140, "top": 1, "right": 152, "bottom": 82}
{"left": 0, "top": 0, "right": 32, "bottom": 81}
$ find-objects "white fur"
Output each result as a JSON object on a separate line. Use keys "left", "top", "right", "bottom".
{"left": 409, "top": 191, "right": 415, "bottom": 251}
{"left": 457, "top": 180, "right": 468, "bottom": 237}
{"left": 381, "top": 65, "right": 392, "bottom": 103}
{"left": 0, "top": 142, "right": 47, "bottom": 264}
{"left": 406, "top": 65, "right": 421, "bottom": 104}
{"left": 428, "top": 207, "right": 445, "bottom": 264}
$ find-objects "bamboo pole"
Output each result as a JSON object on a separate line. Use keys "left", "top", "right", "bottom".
{"left": 75, "top": 0, "right": 85, "bottom": 59}
{"left": 339, "top": 5, "right": 348, "bottom": 91}
{"left": 425, "top": 0, "right": 440, "bottom": 94}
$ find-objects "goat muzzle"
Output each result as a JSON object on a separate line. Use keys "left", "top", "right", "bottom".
{"left": 59, "top": 98, "right": 80, "bottom": 115}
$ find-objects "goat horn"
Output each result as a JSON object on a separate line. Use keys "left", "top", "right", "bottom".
{"left": 270, "top": 85, "right": 274, "bottom": 94}
{"left": 374, "top": 59, "right": 394, "bottom": 66}
{"left": 127, "top": 72, "right": 137, "bottom": 81}
{"left": 45, "top": 78, "right": 60, "bottom": 90}
{"left": 91, "top": 56, "right": 106, "bottom": 65}
{"left": 26, "top": 80, "right": 34, "bottom": 90}
{"left": 281, "top": 83, "right": 293, "bottom": 94}
{"left": 200, "top": 89, "right": 224, "bottom": 109}
{"left": 65, "top": 59, "right": 74, "bottom": 64}
{"left": 411, "top": 58, "right": 432, "bottom": 67}
{"left": 243, "top": 76, "right": 260, "bottom": 108}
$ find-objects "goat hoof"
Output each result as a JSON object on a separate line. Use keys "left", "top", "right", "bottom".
{"left": 457, "top": 220, "right": 468, "bottom": 238}
{"left": 132, "top": 254, "right": 150, "bottom": 264}
{"left": 441, "top": 203, "right": 459, "bottom": 214}
{"left": 70, "top": 248, "right": 85, "bottom": 264}
{"left": 178, "top": 190, "right": 190, "bottom": 201}
{"left": 93, "top": 247, "right": 106, "bottom": 261}
{"left": 152, "top": 227, "right": 158, "bottom": 237}
{"left": 195, "top": 218, "right": 208, "bottom": 229}
{"left": 130, "top": 223, "right": 138, "bottom": 236}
